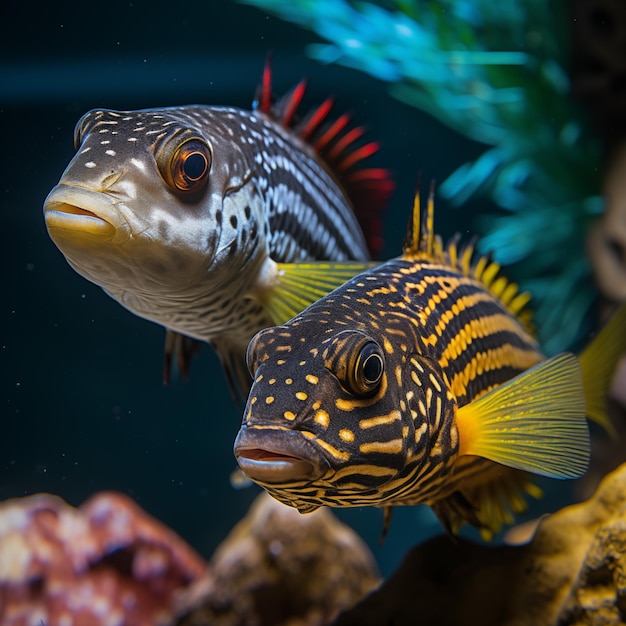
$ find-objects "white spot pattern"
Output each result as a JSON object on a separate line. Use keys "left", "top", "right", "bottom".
{"left": 56, "top": 103, "right": 370, "bottom": 391}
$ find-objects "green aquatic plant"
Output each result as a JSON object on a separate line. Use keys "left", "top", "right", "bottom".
{"left": 241, "top": 0, "right": 603, "bottom": 354}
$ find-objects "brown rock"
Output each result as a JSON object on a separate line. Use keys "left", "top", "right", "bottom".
{"left": 0, "top": 492, "right": 208, "bottom": 626}
{"left": 558, "top": 521, "right": 626, "bottom": 625}
{"left": 176, "top": 492, "right": 380, "bottom": 626}
{"left": 332, "top": 462, "right": 626, "bottom": 626}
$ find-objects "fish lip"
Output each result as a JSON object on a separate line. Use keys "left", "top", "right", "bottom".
{"left": 43, "top": 184, "right": 126, "bottom": 241}
{"left": 234, "top": 426, "right": 329, "bottom": 485}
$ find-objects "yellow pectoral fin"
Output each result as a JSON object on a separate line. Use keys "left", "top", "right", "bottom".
{"left": 254, "top": 260, "right": 380, "bottom": 325}
{"left": 579, "top": 302, "right": 626, "bottom": 438}
{"left": 456, "top": 353, "right": 590, "bottom": 479}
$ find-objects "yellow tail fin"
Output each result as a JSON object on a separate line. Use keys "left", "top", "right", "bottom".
{"left": 457, "top": 353, "right": 589, "bottom": 479}
{"left": 579, "top": 303, "right": 626, "bottom": 437}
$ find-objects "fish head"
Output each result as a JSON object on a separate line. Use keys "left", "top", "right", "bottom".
{"left": 43, "top": 107, "right": 260, "bottom": 298}
{"left": 234, "top": 305, "right": 456, "bottom": 511}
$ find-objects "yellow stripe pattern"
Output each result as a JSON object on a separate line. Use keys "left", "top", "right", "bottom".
{"left": 241, "top": 190, "right": 551, "bottom": 536}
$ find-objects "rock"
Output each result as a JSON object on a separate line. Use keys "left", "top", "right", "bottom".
{"left": 176, "top": 492, "right": 380, "bottom": 626}
{"left": 332, "top": 462, "right": 626, "bottom": 626}
{"left": 559, "top": 520, "right": 626, "bottom": 625}
{"left": 0, "top": 491, "right": 208, "bottom": 626}
{"left": 0, "top": 490, "right": 378, "bottom": 626}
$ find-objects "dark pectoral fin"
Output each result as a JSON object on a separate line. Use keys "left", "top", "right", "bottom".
{"left": 380, "top": 506, "right": 394, "bottom": 544}
{"left": 432, "top": 467, "right": 543, "bottom": 539}
{"left": 431, "top": 491, "right": 480, "bottom": 538}
{"left": 211, "top": 336, "right": 252, "bottom": 403}
{"left": 163, "top": 330, "right": 202, "bottom": 385}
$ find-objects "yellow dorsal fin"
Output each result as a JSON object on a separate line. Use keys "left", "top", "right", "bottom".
{"left": 457, "top": 353, "right": 589, "bottom": 479}
{"left": 579, "top": 303, "right": 626, "bottom": 437}
{"left": 422, "top": 183, "right": 435, "bottom": 256}
{"left": 404, "top": 181, "right": 436, "bottom": 258}
{"left": 459, "top": 241, "right": 475, "bottom": 275}
{"left": 403, "top": 185, "right": 534, "bottom": 334}
{"left": 250, "top": 259, "right": 379, "bottom": 325}
{"left": 469, "top": 253, "right": 534, "bottom": 334}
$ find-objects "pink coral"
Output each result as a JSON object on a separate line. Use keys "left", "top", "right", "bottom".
{"left": 0, "top": 492, "right": 209, "bottom": 626}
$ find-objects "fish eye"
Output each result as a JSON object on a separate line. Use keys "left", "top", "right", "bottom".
{"left": 156, "top": 132, "right": 212, "bottom": 194}
{"left": 362, "top": 349, "right": 384, "bottom": 384}
{"left": 346, "top": 339, "right": 385, "bottom": 396}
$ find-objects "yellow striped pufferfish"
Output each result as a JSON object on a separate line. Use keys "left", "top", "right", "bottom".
{"left": 234, "top": 188, "right": 626, "bottom": 537}
{"left": 43, "top": 61, "right": 392, "bottom": 396}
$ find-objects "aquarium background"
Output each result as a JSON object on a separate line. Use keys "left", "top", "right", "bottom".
{"left": 0, "top": 0, "right": 591, "bottom": 576}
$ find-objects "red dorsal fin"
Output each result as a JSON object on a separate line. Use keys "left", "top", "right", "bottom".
{"left": 252, "top": 58, "right": 394, "bottom": 259}
{"left": 314, "top": 113, "right": 350, "bottom": 152}
{"left": 297, "top": 97, "right": 335, "bottom": 142}
{"left": 275, "top": 79, "right": 308, "bottom": 127}
{"left": 254, "top": 53, "right": 273, "bottom": 114}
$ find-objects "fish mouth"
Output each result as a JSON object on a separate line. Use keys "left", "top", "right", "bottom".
{"left": 43, "top": 184, "right": 118, "bottom": 239}
{"left": 234, "top": 427, "right": 329, "bottom": 485}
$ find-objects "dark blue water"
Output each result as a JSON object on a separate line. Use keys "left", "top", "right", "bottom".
{"left": 1, "top": 0, "right": 551, "bottom": 577}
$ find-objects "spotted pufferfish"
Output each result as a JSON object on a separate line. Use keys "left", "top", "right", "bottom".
{"left": 43, "top": 61, "right": 392, "bottom": 397}
{"left": 235, "top": 187, "right": 626, "bottom": 537}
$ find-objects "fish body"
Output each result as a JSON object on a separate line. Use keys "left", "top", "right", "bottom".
{"left": 235, "top": 190, "right": 622, "bottom": 537}
{"left": 43, "top": 65, "right": 392, "bottom": 395}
